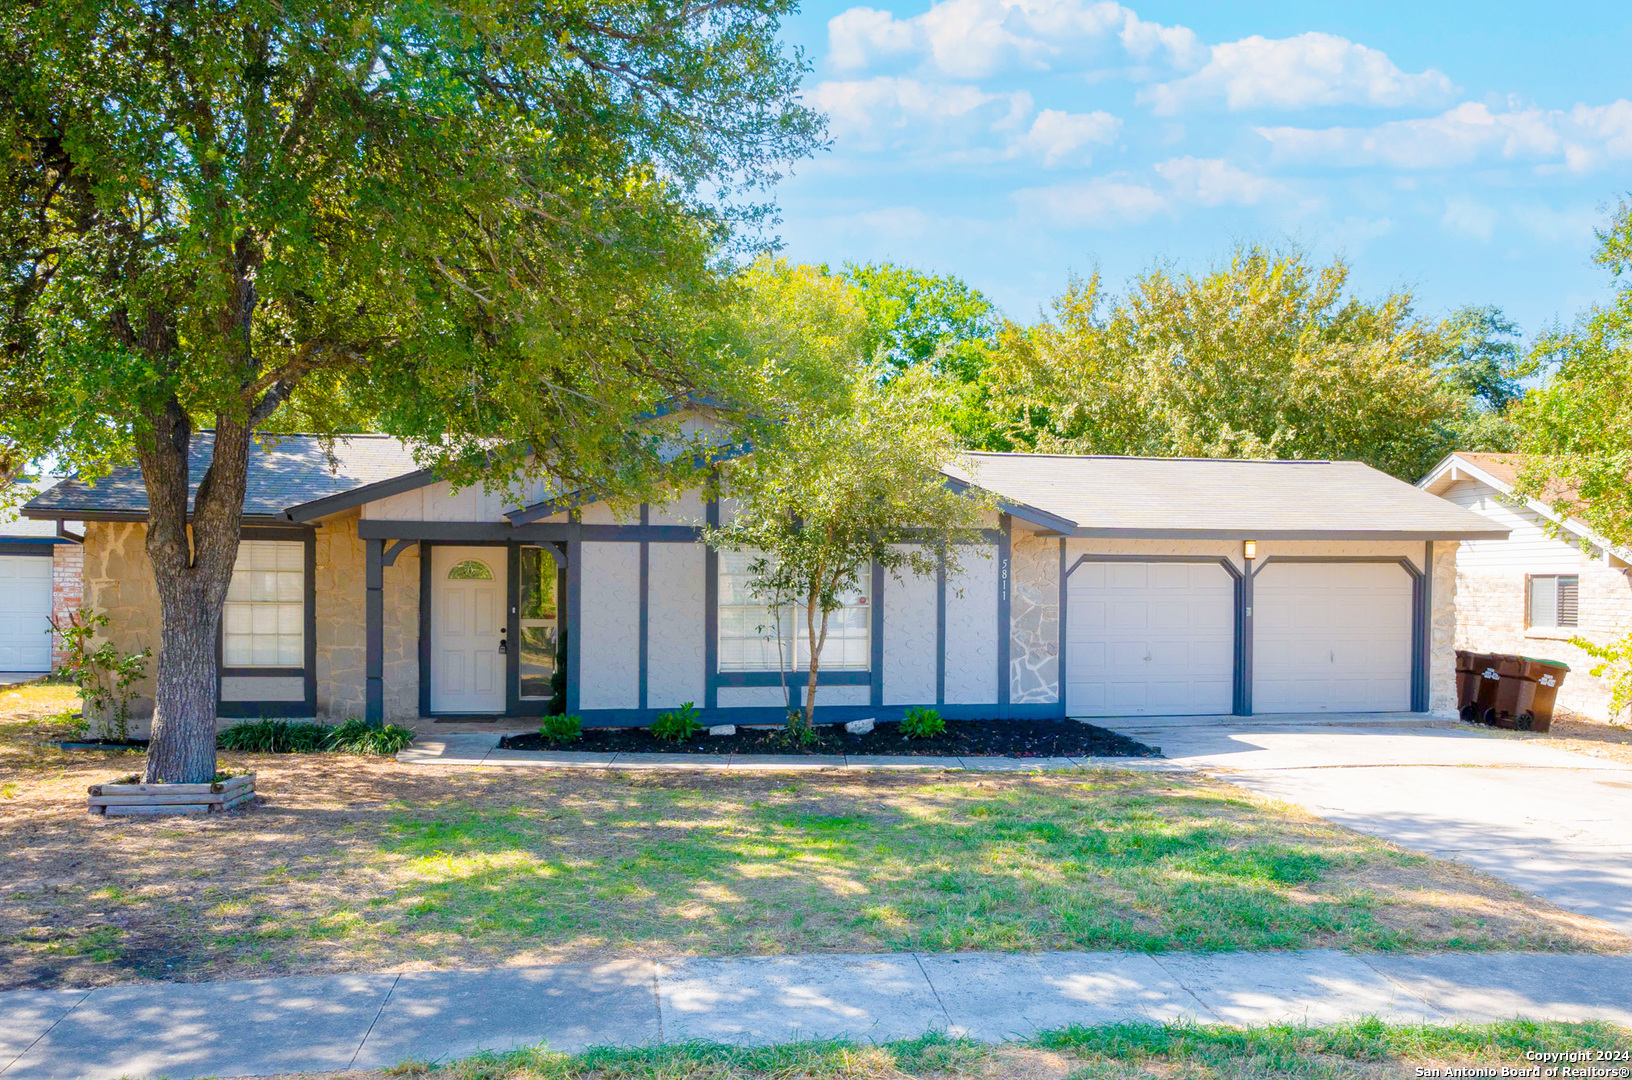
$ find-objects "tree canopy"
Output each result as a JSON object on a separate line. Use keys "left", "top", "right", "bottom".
{"left": 1513, "top": 198, "right": 1632, "bottom": 549}
{"left": 0, "top": 0, "right": 821, "bottom": 781}
{"left": 976, "top": 245, "right": 1471, "bottom": 480}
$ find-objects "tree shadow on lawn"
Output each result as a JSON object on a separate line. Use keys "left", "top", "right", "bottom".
{"left": 1, "top": 761, "right": 1625, "bottom": 990}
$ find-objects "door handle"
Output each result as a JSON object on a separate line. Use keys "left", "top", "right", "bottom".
{"left": 499, "top": 637, "right": 509, "bottom": 655}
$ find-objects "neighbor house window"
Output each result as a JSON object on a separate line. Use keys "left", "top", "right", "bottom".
{"left": 716, "top": 550, "right": 870, "bottom": 672}
{"left": 519, "top": 546, "right": 562, "bottom": 700}
{"left": 223, "top": 540, "right": 304, "bottom": 667}
{"left": 1529, "top": 574, "right": 1579, "bottom": 629}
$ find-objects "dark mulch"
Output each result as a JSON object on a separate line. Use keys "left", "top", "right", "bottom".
{"left": 499, "top": 717, "right": 1160, "bottom": 758}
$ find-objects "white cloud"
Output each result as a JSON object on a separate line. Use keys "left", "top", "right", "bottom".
{"left": 1015, "top": 177, "right": 1168, "bottom": 227}
{"left": 1154, "top": 156, "right": 1282, "bottom": 205}
{"left": 1012, "top": 108, "right": 1121, "bottom": 166}
{"left": 827, "top": 0, "right": 1200, "bottom": 79}
{"left": 811, "top": 77, "right": 1032, "bottom": 151}
{"left": 1442, "top": 196, "right": 1497, "bottom": 242}
{"left": 1256, "top": 99, "right": 1632, "bottom": 171}
{"left": 1141, "top": 32, "right": 1453, "bottom": 114}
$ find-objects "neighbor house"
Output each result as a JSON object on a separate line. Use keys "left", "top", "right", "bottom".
{"left": 1419, "top": 452, "right": 1632, "bottom": 722}
{"left": 1, "top": 484, "right": 82, "bottom": 675}
{"left": 21, "top": 436, "right": 1504, "bottom": 730}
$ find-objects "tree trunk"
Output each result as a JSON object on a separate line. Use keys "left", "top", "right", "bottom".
{"left": 802, "top": 584, "right": 835, "bottom": 726}
{"left": 140, "top": 404, "right": 253, "bottom": 784}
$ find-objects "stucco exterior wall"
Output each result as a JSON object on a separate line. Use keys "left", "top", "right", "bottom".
{"left": 647, "top": 543, "right": 705, "bottom": 709}
{"left": 944, "top": 543, "right": 999, "bottom": 704}
{"left": 1009, "top": 530, "right": 1060, "bottom": 704}
{"left": 882, "top": 548, "right": 937, "bottom": 706}
{"left": 578, "top": 541, "right": 640, "bottom": 710}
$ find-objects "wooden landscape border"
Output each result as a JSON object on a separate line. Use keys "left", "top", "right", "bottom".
{"left": 87, "top": 773, "right": 256, "bottom": 817}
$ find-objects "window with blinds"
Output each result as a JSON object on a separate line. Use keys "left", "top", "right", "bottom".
{"left": 1528, "top": 574, "right": 1579, "bottom": 629}
{"left": 224, "top": 540, "right": 306, "bottom": 666}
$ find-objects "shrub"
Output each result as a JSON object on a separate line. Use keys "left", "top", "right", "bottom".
{"left": 650, "top": 702, "right": 703, "bottom": 742}
{"left": 216, "top": 718, "right": 414, "bottom": 755}
{"left": 51, "top": 608, "right": 150, "bottom": 742}
{"left": 778, "top": 709, "right": 818, "bottom": 747}
{"left": 901, "top": 706, "right": 945, "bottom": 739}
{"left": 217, "top": 719, "right": 332, "bottom": 753}
{"left": 540, "top": 713, "right": 583, "bottom": 743}
{"left": 327, "top": 719, "right": 416, "bottom": 755}
{"left": 1572, "top": 633, "right": 1632, "bottom": 723}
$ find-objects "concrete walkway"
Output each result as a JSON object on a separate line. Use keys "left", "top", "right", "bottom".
{"left": 397, "top": 732, "right": 1189, "bottom": 773}
{"left": 1101, "top": 714, "right": 1632, "bottom": 936}
{"left": 4, "top": 951, "right": 1631, "bottom": 1079}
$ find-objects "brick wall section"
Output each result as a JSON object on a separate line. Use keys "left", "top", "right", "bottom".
{"left": 1456, "top": 559, "right": 1632, "bottom": 721}
{"left": 49, "top": 541, "right": 84, "bottom": 670}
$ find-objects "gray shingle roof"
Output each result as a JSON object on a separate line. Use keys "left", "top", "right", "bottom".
{"left": 23, "top": 433, "right": 421, "bottom": 520}
{"left": 945, "top": 453, "right": 1509, "bottom": 539}
{"left": 2, "top": 482, "right": 63, "bottom": 539}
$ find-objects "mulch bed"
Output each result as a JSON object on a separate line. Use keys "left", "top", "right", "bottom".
{"left": 499, "top": 718, "right": 1161, "bottom": 758}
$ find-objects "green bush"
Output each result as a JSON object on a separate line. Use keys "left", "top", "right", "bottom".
{"left": 327, "top": 719, "right": 415, "bottom": 755}
{"left": 650, "top": 702, "right": 703, "bottom": 742}
{"left": 540, "top": 713, "right": 583, "bottom": 743}
{"left": 900, "top": 706, "right": 945, "bottom": 739}
{"left": 216, "top": 718, "right": 414, "bottom": 755}
{"left": 217, "top": 719, "right": 332, "bottom": 753}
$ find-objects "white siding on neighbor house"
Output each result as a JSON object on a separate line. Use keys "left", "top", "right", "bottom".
{"left": 1442, "top": 479, "right": 1585, "bottom": 574}
{"left": 883, "top": 548, "right": 938, "bottom": 706}
{"left": 577, "top": 542, "right": 640, "bottom": 709}
{"left": 943, "top": 546, "right": 999, "bottom": 705}
{"left": 647, "top": 543, "right": 706, "bottom": 709}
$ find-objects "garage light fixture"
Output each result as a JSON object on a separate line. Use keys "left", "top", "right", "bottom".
{"left": 1243, "top": 539, "right": 1258, "bottom": 560}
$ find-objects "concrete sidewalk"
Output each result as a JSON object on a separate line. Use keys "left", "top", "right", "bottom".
{"left": 397, "top": 732, "right": 1190, "bottom": 773}
{"left": 5, "top": 951, "right": 1631, "bottom": 1079}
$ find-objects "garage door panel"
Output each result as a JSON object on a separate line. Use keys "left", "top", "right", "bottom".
{"left": 0, "top": 554, "right": 54, "bottom": 672}
{"left": 1066, "top": 561, "right": 1235, "bottom": 718}
{"left": 1253, "top": 562, "right": 1413, "bottom": 713}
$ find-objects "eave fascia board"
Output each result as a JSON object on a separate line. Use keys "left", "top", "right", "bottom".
{"left": 939, "top": 474, "right": 1079, "bottom": 535}
{"left": 282, "top": 467, "right": 440, "bottom": 522}
{"left": 1065, "top": 526, "right": 1513, "bottom": 541}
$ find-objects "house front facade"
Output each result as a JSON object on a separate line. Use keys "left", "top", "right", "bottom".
{"left": 24, "top": 436, "right": 1503, "bottom": 730}
{"left": 1420, "top": 452, "right": 1632, "bottom": 722}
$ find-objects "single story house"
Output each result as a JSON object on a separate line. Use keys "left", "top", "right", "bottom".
{"left": 22, "top": 435, "right": 1504, "bottom": 729}
{"left": 1419, "top": 452, "right": 1632, "bottom": 722}
{"left": 0, "top": 484, "right": 82, "bottom": 675}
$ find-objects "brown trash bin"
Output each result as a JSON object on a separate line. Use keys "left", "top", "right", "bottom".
{"left": 1516, "top": 657, "right": 1570, "bottom": 732}
{"left": 1486, "top": 654, "right": 1537, "bottom": 729}
{"left": 1465, "top": 652, "right": 1504, "bottom": 724}
{"left": 1455, "top": 650, "right": 1480, "bottom": 716}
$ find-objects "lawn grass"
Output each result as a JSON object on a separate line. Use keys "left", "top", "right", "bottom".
{"left": 3, "top": 733, "right": 1625, "bottom": 989}
{"left": 243, "top": 1020, "right": 1632, "bottom": 1080}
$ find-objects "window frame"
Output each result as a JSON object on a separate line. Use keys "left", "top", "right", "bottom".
{"left": 216, "top": 527, "right": 317, "bottom": 718}
{"left": 1526, "top": 573, "right": 1581, "bottom": 630}
{"left": 714, "top": 549, "right": 873, "bottom": 676}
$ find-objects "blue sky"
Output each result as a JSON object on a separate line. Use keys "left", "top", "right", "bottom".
{"left": 767, "top": 0, "right": 1632, "bottom": 337}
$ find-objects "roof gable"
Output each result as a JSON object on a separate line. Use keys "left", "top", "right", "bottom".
{"left": 1419, "top": 451, "right": 1627, "bottom": 562}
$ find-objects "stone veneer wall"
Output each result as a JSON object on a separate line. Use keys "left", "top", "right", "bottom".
{"left": 79, "top": 521, "right": 161, "bottom": 727}
{"left": 1008, "top": 529, "right": 1060, "bottom": 704}
{"left": 314, "top": 510, "right": 366, "bottom": 718}
{"left": 50, "top": 541, "right": 85, "bottom": 670}
{"left": 382, "top": 542, "right": 421, "bottom": 721}
{"left": 1429, "top": 541, "right": 1459, "bottom": 717}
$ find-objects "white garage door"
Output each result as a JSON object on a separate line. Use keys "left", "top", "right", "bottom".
{"left": 1253, "top": 562, "right": 1413, "bottom": 713}
{"left": 1066, "top": 561, "right": 1234, "bottom": 717}
{"left": 0, "top": 554, "right": 54, "bottom": 672}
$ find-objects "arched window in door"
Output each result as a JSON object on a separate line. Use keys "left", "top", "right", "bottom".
{"left": 447, "top": 559, "right": 494, "bottom": 580}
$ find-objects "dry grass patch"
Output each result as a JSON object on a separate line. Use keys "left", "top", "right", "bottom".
{"left": 1478, "top": 708, "right": 1632, "bottom": 767}
{"left": 4, "top": 719, "right": 1628, "bottom": 990}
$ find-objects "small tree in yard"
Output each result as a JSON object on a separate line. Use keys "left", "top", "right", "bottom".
{"left": 0, "top": 0, "right": 821, "bottom": 783}
{"left": 703, "top": 262, "right": 993, "bottom": 728}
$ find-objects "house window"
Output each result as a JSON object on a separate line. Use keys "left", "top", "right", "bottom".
{"left": 717, "top": 550, "right": 870, "bottom": 672}
{"left": 1529, "top": 574, "right": 1580, "bottom": 629}
{"left": 224, "top": 540, "right": 304, "bottom": 667}
{"left": 519, "top": 546, "right": 562, "bottom": 700}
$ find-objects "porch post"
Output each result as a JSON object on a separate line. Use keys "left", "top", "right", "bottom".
{"left": 365, "top": 537, "right": 384, "bottom": 725}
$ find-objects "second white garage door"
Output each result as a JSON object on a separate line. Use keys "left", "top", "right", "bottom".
{"left": 1066, "top": 561, "right": 1234, "bottom": 717}
{"left": 1252, "top": 562, "right": 1413, "bottom": 713}
{"left": 0, "top": 554, "right": 54, "bottom": 672}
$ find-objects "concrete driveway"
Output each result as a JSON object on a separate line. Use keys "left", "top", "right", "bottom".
{"left": 1098, "top": 714, "right": 1632, "bottom": 936}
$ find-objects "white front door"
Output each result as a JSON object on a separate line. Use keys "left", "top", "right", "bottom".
{"left": 431, "top": 546, "right": 507, "bottom": 713}
{"left": 1252, "top": 562, "right": 1413, "bottom": 713}
{"left": 1066, "top": 560, "right": 1235, "bottom": 717}
{"left": 0, "top": 554, "right": 54, "bottom": 672}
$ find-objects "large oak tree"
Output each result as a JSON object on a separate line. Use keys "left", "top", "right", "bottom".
{"left": 0, "top": 0, "right": 821, "bottom": 782}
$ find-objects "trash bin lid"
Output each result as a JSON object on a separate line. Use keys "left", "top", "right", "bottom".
{"left": 1520, "top": 656, "right": 1571, "bottom": 671}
